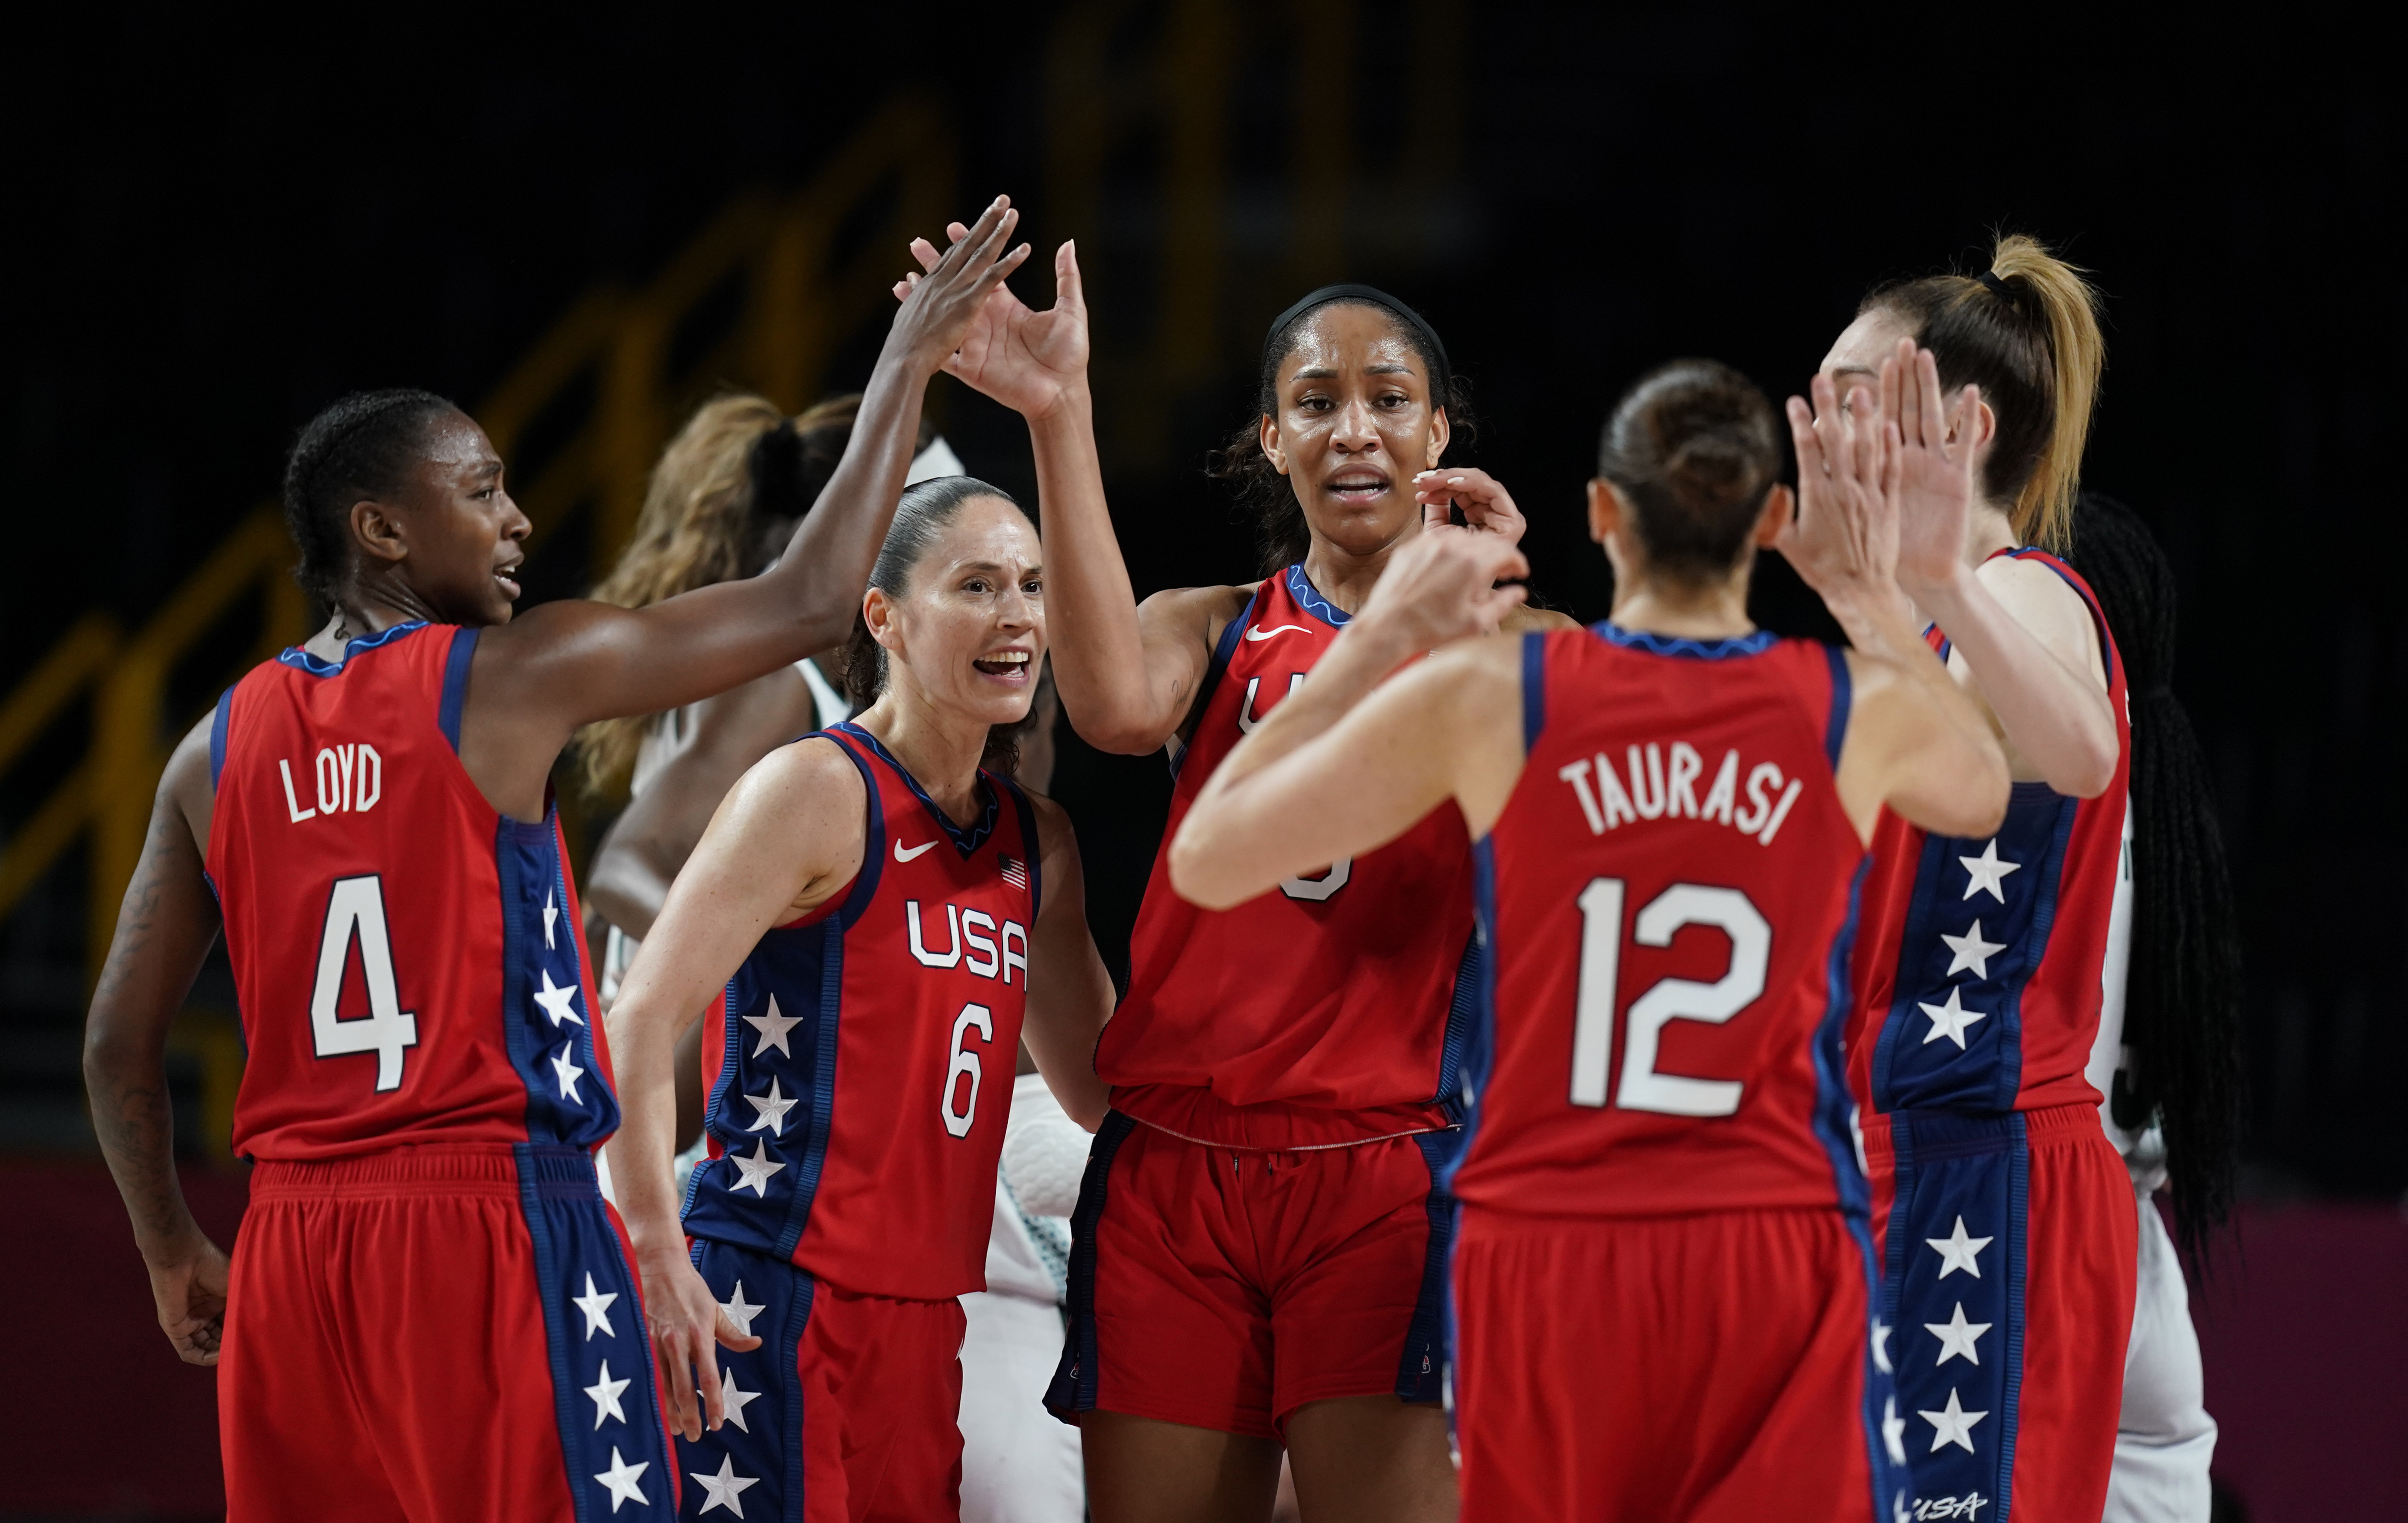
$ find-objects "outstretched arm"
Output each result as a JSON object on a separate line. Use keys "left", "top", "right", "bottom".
{"left": 466, "top": 200, "right": 1031, "bottom": 804}
{"left": 900, "top": 236, "right": 1224, "bottom": 753}
{"left": 82, "top": 717, "right": 229, "bottom": 1366}
{"left": 1017, "top": 794, "right": 1113, "bottom": 1130}
{"left": 1170, "top": 530, "right": 1530, "bottom": 908}
{"left": 604, "top": 740, "right": 866, "bottom": 1439}
{"left": 1883, "top": 342, "right": 2120, "bottom": 796}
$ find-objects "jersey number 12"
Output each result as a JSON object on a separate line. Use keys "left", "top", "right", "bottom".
{"left": 1568, "top": 879, "right": 1768, "bottom": 1116}
{"left": 310, "top": 875, "right": 420, "bottom": 1092}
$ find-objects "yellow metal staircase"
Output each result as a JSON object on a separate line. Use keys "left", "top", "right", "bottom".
{"left": 0, "top": 94, "right": 956, "bottom": 988}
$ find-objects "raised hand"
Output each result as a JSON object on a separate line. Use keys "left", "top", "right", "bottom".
{"left": 1357, "top": 526, "right": 1530, "bottom": 652}
{"left": 895, "top": 230, "right": 1088, "bottom": 420}
{"left": 640, "top": 1252, "right": 763, "bottom": 1441}
{"left": 147, "top": 1233, "right": 231, "bottom": 1366}
{"left": 1889, "top": 337, "right": 1982, "bottom": 598}
{"left": 885, "top": 197, "right": 1032, "bottom": 378}
{"left": 1778, "top": 366, "right": 1899, "bottom": 608}
{"left": 1412, "top": 467, "right": 1530, "bottom": 547}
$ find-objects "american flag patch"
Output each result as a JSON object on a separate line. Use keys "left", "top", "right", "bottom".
{"left": 998, "top": 854, "right": 1028, "bottom": 891}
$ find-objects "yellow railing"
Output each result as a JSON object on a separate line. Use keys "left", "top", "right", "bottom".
{"left": 0, "top": 92, "right": 957, "bottom": 990}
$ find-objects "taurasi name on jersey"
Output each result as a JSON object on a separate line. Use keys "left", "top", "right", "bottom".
{"left": 1554, "top": 742, "right": 1808, "bottom": 847}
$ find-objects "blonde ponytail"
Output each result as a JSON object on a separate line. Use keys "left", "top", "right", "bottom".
{"left": 1863, "top": 233, "right": 2106, "bottom": 552}
{"left": 1987, "top": 235, "right": 2104, "bottom": 549}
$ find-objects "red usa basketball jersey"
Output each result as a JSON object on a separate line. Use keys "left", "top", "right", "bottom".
{"left": 680, "top": 722, "right": 1040, "bottom": 1302}
{"left": 1846, "top": 549, "right": 2132, "bottom": 1117}
{"left": 205, "top": 624, "right": 616, "bottom": 1160}
{"left": 1096, "top": 565, "right": 1477, "bottom": 1150}
{"left": 1451, "top": 624, "right": 1873, "bottom": 1219}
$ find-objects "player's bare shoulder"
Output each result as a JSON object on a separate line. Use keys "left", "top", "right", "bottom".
{"left": 1976, "top": 552, "right": 2105, "bottom": 685}
{"left": 1138, "top": 579, "right": 1261, "bottom": 650}
{"left": 714, "top": 734, "right": 870, "bottom": 914}
{"left": 1500, "top": 603, "right": 1581, "bottom": 635}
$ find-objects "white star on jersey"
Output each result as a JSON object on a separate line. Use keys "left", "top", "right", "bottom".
{"left": 726, "top": 1139, "right": 785, "bottom": 1197}
{"left": 535, "top": 967, "right": 585, "bottom": 1027}
{"left": 1926, "top": 1216, "right": 1993, "bottom": 1279}
{"left": 1920, "top": 1387, "right": 1988, "bottom": 1453}
{"left": 720, "top": 1282, "right": 764, "bottom": 1339}
{"left": 743, "top": 995, "right": 800, "bottom": 1059}
{"left": 1871, "top": 1318, "right": 1893, "bottom": 1373}
{"left": 1917, "top": 986, "right": 1988, "bottom": 1049}
{"left": 690, "top": 1455, "right": 761, "bottom": 1517}
{"left": 1958, "top": 839, "right": 2022, "bottom": 903}
{"left": 744, "top": 1077, "right": 796, "bottom": 1136}
{"left": 717, "top": 1366, "right": 763, "bottom": 1432}
{"left": 544, "top": 886, "right": 559, "bottom": 949}
{"left": 1939, "top": 919, "right": 2007, "bottom": 980}
{"left": 593, "top": 1447, "right": 650, "bottom": 1511}
{"left": 572, "top": 1273, "right": 620, "bottom": 1339}
{"left": 1926, "top": 1302, "right": 1991, "bottom": 1365}
{"left": 552, "top": 1044, "right": 588, "bottom": 1102}
{"left": 585, "top": 1361, "right": 631, "bottom": 1427}
{"left": 1881, "top": 1395, "right": 1909, "bottom": 1465}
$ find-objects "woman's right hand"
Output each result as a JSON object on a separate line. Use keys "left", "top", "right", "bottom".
{"left": 885, "top": 196, "right": 1032, "bottom": 378}
{"left": 638, "top": 1247, "right": 763, "bottom": 1441}
{"left": 895, "top": 234, "right": 1089, "bottom": 420}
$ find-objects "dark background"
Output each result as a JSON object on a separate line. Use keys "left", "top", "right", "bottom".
{"left": 2, "top": 6, "right": 2402, "bottom": 1515}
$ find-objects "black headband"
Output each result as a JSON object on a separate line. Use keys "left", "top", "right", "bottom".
{"left": 1260, "top": 283, "right": 1452, "bottom": 400}
{"left": 1976, "top": 270, "right": 2010, "bottom": 297}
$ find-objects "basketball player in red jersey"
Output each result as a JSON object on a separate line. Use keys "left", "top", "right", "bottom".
{"left": 898, "top": 235, "right": 1573, "bottom": 1521}
{"left": 79, "top": 199, "right": 1029, "bottom": 1522}
{"left": 1820, "top": 239, "right": 2135, "bottom": 1523}
{"left": 1168, "top": 357, "right": 2011, "bottom": 1522}
{"left": 606, "top": 477, "right": 1114, "bottom": 1521}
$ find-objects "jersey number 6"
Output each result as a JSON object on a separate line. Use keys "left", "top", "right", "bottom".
{"left": 310, "top": 875, "right": 420, "bottom": 1092}
{"left": 1568, "top": 879, "right": 1768, "bottom": 1117}
{"left": 941, "top": 1002, "right": 994, "bottom": 1139}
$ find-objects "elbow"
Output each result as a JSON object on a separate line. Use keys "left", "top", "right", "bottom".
{"left": 1072, "top": 714, "right": 1174, "bottom": 758}
{"left": 2054, "top": 733, "right": 2120, "bottom": 801}
{"left": 1165, "top": 819, "right": 1251, "bottom": 911}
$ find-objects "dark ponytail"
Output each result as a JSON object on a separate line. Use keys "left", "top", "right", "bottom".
{"left": 841, "top": 475, "right": 1032, "bottom": 776}
{"left": 1207, "top": 291, "right": 1473, "bottom": 575}
{"left": 1597, "top": 359, "right": 1782, "bottom": 586}
{"left": 2068, "top": 493, "right": 2243, "bottom": 1266}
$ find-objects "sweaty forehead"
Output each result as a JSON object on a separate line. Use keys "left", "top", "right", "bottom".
{"left": 927, "top": 497, "right": 1038, "bottom": 569}
{"left": 1282, "top": 305, "right": 1424, "bottom": 381}
{"left": 420, "top": 411, "right": 498, "bottom": 473}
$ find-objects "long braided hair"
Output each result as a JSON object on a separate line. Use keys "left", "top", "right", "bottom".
{"left": 2069, "top": 492, "right": 2244, "bottom": 1264}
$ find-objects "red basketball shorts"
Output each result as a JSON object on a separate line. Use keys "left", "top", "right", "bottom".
{"left": 1046, "top": 1113, "right": 1451, "bottom": 1438}
{"left": 680, "top": 1238, "right": 967, "bottom": 1523}
{"left": 1867, "top": 1101, "right": 2139, "bottom": 1523}
{"left": 1453, "top": 1206, "right": 1896, "bottom": 1523}
{"left": 220, "top": 1144, "right": 674, "bottom": 1523}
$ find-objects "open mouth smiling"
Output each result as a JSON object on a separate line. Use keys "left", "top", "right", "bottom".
{"left": 972, "top": 648, "right": 1032, "bottom": 681}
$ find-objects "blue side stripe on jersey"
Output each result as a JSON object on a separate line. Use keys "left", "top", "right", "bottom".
{"left": 1520, "top": 630, "right": 1546, "bottom": 752}
{"left": 275, "top": 618, "right": 429, "bottom": 677}
{"left": 999, "top": 775, "right": 1044, "bottom": 921}
{"left": 1169, "top": 584, "right": 1265, "bottom": 781}
{"left": 1395, "top": 1131, "right": 1456, "bottom": 1404}
{"left": 1442, "top": 837, "right": 1503, "bottom": 1197}
{"left": 438, "top": 626, "right": 478, "bottom": 754}
{"left": 1047, "top": 1110, "right": 1141, "bottom": 1422}
{"left": 494, "top": 811, "right": 617, "bottom": 1149}
{"left": 1823, "top": 643, "right": 1853, "bottom": 771}
{"left": 1428, "top": 932, "right": 1481, "bottom": 1122}
{"left": 515, "top": 1143, "right": 670, "bottom": 1523}
{"left": 1587, "top": 621, "right": 1777, "bottom": 660}
{"left": 209, "top": 684, "right": 236, "bottom": 788}
{"left": 834, "top": 720, "right": 998, "bottom": 857}
{"left": 1286, "top": 563, "right": 1352, "bottom": 628}
{"left": 680, "top": 1238, "right": 811, "bottom": 1522}
{"left": 1802, "top": 861, "right": 1898, "bottom": 1522}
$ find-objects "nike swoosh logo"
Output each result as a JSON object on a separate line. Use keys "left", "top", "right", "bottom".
{"left": 1244, "top": 624, "right": 1311, "bottom": 641}
{"left": 894, "top": 839, "right": 938, "bottom": 863}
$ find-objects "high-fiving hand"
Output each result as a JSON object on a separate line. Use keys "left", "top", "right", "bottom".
{"left": 895, "top": 226, "right": 1088, "bottom": 421}
{"left": 887, "top": 197, "right": 1034, "bottom": 379}
{"left": 1779, "top": 365, "right": 1900, "bottom": 605}
{"left": 1881, "top": 337, "right": 1984, "bottom": 599}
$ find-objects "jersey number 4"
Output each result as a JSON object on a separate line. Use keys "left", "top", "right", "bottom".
{"left": 310, "top": 875, "right": 420, "bottom": 1092}
{"left": 1569, "top": 879, "right": 1768, "bottom": 1117}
